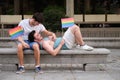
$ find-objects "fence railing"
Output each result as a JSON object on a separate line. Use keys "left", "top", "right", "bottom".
{"left": 0, "top": 14, "right": 120, "bottom": 37}
{"left": 81, "top": 28, "right": 120, "bottom": 37}
{"left": 0, "top": 28, "right": 120, "bottom": 37}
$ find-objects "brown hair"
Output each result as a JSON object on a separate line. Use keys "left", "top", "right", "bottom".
{"left": 28, "top": 30, "right": 35, "bottom": 42}
{"left": 32, "top": 12, "right": 43, "bottom": 23}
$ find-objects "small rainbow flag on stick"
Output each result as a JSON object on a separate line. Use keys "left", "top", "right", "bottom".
{"left": 61, "top": 18, "right": 74, "bottom": 28}
{"left": 8, "top": 26, "right": 24, "bottom": 39}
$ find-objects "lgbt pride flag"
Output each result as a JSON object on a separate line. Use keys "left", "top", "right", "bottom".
{"left": 8, "top": 26, "right": 23, "bottom": 39}
{"left": 61, "top": 18, "right": 74, "bottom": 28}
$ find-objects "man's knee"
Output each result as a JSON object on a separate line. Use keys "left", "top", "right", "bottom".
{"left": 32, "top": 43, "right": 39, "bottom": 50}
{"left": 71, "top": 25, "right": 79, "bottom": 32}
{"left": 18, "top": 44, "right": 23, "bottom": 49}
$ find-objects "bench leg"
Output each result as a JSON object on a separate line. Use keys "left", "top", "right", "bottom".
{"left": 16, "top": 64, "right": 19, "bottom": 69}
{"left": 83, "top": 63, "right": 87, "bottom": 71}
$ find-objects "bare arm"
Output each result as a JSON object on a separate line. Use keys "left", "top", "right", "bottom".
{"left": 42, "top": 30, "right": 56, "bottom": 41}
{"left": 17, "top": 36, "right": 29, "bottom": 48}
{"left": 42, "top": 39, "right": 64, "bottom": 56}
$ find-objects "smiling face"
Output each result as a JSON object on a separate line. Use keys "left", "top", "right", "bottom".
{"left": 34, "top": 31, "right": 43, "bottom": 41}
{"left": 28, "top": 30, "right": 43, "bottom": 42}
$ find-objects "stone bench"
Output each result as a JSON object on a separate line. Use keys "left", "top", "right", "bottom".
{"left": 1, "top": 37, "right": 120, "bottom": 48}
{"left": 0, "top": 48, "right": 110, "bottom": 71}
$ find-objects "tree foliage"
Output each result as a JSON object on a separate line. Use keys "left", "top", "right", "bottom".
{"left": 43, "top": 6, "right": 66, "bottom": 32}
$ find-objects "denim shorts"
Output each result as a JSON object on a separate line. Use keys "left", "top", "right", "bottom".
{"left": 17, "top": 40, "right": 38, "bottom": 50}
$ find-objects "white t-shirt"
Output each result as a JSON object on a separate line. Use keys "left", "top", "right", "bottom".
{"left": 18, "top": 19, "right": 46, "bottom": 40}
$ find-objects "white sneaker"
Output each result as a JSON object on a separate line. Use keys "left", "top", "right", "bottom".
{"left": 76, "top": 44, "right": 94, "bottom": 51}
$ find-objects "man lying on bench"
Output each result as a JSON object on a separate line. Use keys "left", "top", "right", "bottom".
{"left": 28, "top": 24, "right": 94, "bottom": 56}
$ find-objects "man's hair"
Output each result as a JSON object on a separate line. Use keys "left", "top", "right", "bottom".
{"left": 32, "top": 12, "right": 43, "bottom": 23}
{"left": 28, "top": 30, "right": 35, "bottom": 42}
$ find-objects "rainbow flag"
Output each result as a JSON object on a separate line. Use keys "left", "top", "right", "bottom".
{"left": 61, "top": 18, "right": 74, "bottom": 28}
{"left": 8, "top": 26, "right": 24, "bottom": 39}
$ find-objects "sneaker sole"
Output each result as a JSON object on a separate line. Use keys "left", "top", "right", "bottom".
{"left": 85, "top": 49, "right": 93, "bottom": 51}
{"left": 16, "top": 70, "right": 25, "bottom": 74}
{"left": 35, "top": 71, "right": 44, "bottom": 74}
{"left": 76, "top": 48, "right": 94, "bottom": 51}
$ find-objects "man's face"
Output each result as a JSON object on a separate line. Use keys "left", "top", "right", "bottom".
{"left": 34, "top": 32, "right": 43, "bottom": 41}
{"left": 32, "top": 19, "right": 40, "bottom": 26}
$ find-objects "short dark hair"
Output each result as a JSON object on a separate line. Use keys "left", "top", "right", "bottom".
{"left": 28, "top": 30, "right": 35, "bottom": 42}
{"left": 32, "top": 12, "right": 43, "bottom": 23}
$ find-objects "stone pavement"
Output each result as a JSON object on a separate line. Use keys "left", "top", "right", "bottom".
{"left": 0, "top": 49, "right": 120, "bottom": 80}
{"left": 0, "top": 70, "right": 115, "bottom": 80}
{"left": 105, "top": 49, "right": 120, "bottom": 80}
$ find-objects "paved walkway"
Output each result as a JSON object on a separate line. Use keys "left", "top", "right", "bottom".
{"left": 0, "top": 70, "right": 115, "bottom": 80}
{"left": 0, "top": 49, "right": 120, "bottom": 80}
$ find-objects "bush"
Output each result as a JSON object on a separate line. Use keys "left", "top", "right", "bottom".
{"left": 43, "top": 6, "right": 66, "bottom": 32}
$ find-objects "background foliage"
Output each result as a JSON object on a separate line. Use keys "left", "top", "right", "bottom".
{"left": 43, "top": 6, "right": 66, "bottom": 32}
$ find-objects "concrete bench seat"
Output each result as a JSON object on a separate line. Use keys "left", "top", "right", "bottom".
{"left": 1, "top": 37, "right": 120, "bottom": 48}
{"left": 0, "top": 48, "right": 110, "bottom": 71}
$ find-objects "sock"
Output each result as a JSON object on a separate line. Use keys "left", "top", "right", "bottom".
{"left": 35, "top": 65, "right": 40, "bottom": 68}
{"left": 19, "top": 65, "right": 24, "bottom": 68}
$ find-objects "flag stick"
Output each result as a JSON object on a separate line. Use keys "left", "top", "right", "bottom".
{"left": 62, "top": 28, "right": 63, "bottom": 36}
